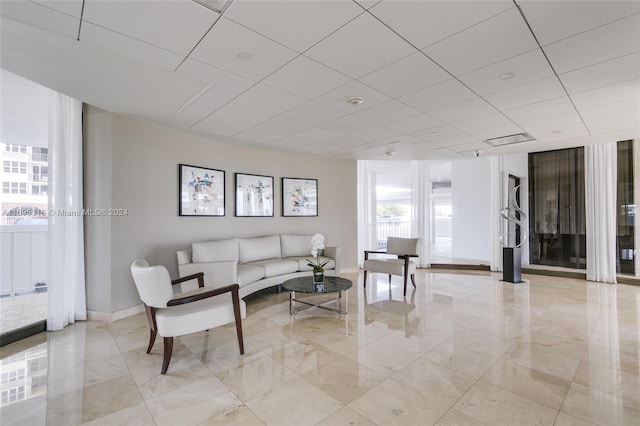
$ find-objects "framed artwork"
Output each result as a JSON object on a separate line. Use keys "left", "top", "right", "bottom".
{"left": 179, "top": 164, "right": 225, "bottom": 216}
{"left": 235, "top": 173, "right": 274, "bottom": 217}
{"left": 282, "top": 177, "right": 318, "bottom": 217}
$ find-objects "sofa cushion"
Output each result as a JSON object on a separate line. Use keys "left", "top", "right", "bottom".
{"left": 239, "top": 235, "right": 281, "bottom": 264}
{"left": 245, "top": 259, "right": 298, "bottom": 278}
{"left": 237, "top": 264, "right": 265, "bottom": 287}
{"left": 192, "top": 238, "right": 239, "bottom": 263}
{"left": 287, "top": 256, "right": 335, "bottom": 272}
{"left": 280, "top": 234, "right": 314, "bottom": 258}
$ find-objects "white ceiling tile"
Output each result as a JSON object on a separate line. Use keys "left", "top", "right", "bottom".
{"left": 543, "top": 14, "right": 640, "bottom": 74}
{"left": 450, "top": 141, "right": 492, "bottom": 153}
{"left": 579, "top": 97, "right": 640, "bottom": 122}
{"left": 571, "top": 80, "right": 640, "bottom": 110}
{"left": 262, "top": 55, "right": 350, "bottom": 100}
{"left": 352, "top": 124, "right": 401, "bottom": 143}
{"left": 518, "top": 111, "right": 587, "bottom": 137}
{"left": 319, "top": 115, "right": 375, "bottom": 135}
{"left": 502, "top": 96, "right": 576, "bottom": 123}
{"left": 225, "top": 0, "right": 363, "bottom": 53}
{"left": 79, "top": 22, "right": 183, "bottom": 70}
{"left": 452, "top": 112, "right": 516, "bottom": 133}
{"left": 32, "top": 0, "right": 83, "bottom": 17}
{"left": 82, "top": 0, "right": 218, "bottom": 55}
{"left": 559, "top": 52, "right": 640, "bottom": 94}
{"left": 485, "top": 76, "right": 566, "bottom": 110}
{"left": 370, "top": 0, "right": 513, "bottom": 49}
{"left": 400, "top": 79, "right": 477, "bottom": 113}
{"left": 410, "top": 125, "right": 464, "bottom": 144}
{"left": 314, "top": 80, "right": 391, "bottom": 113}
{"left": 353, "top": 100, "right": 421, "bottom": 125}
{"left": 176, "top": 59, "right": 255, "bottom": 102}
{"left": 319, "top": 135, "right": 371, "bottom": 149}
{"left": 426, "top": 134, "right": 477, "bottom": 149}
{"left": 424, "top": 8, "right": 538, "bottom": 76}
{"left": 1, "top": 0, "right": 78, "bottom": 38}
{"left": 170, "top": 95, "right": 227, "bottom": 128}
{"left": 386, "top": 113, "right": 443, "bottom": 134}
{"left": 430, "top": 98, "right": 497, "bottom": 124}
{"left": 468, "top": 123, "right": 525, "bottom": 141}
{"left": 585, "top": 113, "right": 640, "bottom": 134}
{"left": 190, "top": 17, "right": 298, "bottom": 81}
{"left": 280, "top": 101, "right": 345, "bottom": 126}
{"left": 1, "top": 17, "right": 208, "bottom": 120}
{"left": 191, "top": 103, "right": 274, "bottom": 136}
{"left": 232, "top": 83, "right": 306, "bottom": 115}
{"left": 305, "top": 12, "right": 415, "bottom": 78}
{"left": 236, "top": 116, "right": 308, "bottom": 144}
{"left": 271, "top": 127, "right": 342, "bottom": 149}
{"left": 519, "top": 0, "right": 640, "bottom": 46}
{"left": 527, "top": 123, "right": 589, "bottom": 142}
{"left": 459, "top": 49, "right": 554, "bottom": 96}
{"left": 359, "top": 52, "right": 450, "bottom": 98}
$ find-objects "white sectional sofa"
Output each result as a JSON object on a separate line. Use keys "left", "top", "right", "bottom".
{"left": 176, "top": 234, "right": 341, "bottom": 299}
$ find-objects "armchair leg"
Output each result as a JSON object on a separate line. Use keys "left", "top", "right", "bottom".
{"left": 146, "top": 329, "right": 157, "bottom": 354}
{"left": 388, "top": 275, "right": 392, "bottom": 284}
{"left": 411, "top": 274, "right": 416, "bottom": 288}
{"left": 363, "top": 270, "right": 367, "bottom": 288}
{"left": 231, "top": 287, "right": 245, "bottom": 355}
{"left": 161, "top": 337, "right": 174, "bottom": 375}
{"left": 403, "top": 275, "right": 408, "bottom": 297}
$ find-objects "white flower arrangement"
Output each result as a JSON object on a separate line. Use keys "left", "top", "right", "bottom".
{"left": 307, "top": 233, "right": 329, "bottom": 273}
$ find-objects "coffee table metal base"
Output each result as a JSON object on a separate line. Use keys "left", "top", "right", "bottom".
{"left": 289, "top": 290, "right": 348, "bottom": 315}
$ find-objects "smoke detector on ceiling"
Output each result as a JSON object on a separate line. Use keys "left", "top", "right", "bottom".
{"left": 347, "top": 96, "right": 364, "bottom": 105}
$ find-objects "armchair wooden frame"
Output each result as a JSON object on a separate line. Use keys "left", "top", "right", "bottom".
{"left": 363, "top": 250, "right": 418, "bottom": 296}
{"left": 142, "top": 272, "right": 245, "bottom": 374}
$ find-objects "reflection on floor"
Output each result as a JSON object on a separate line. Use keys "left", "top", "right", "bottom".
{"left": 0, "top": 292, "right": 47, "bottom": 335}
{"left": 1, "top": 270, "right": 639, "bottom": 425}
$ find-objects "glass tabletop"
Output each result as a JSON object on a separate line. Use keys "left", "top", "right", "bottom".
{"left": 282, "top": 276, "right": 353, "bottom": 294}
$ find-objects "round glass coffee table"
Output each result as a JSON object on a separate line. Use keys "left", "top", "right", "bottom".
{"left": 281, "top": 276, "right": 353, "bottom": 315}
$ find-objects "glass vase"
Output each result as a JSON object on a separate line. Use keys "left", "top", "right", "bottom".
{"left": 313, "top": 271, "right": 324, "bottom": 284}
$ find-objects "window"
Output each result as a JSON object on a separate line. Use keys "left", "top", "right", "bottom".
{"left": 2, "top": 182, "right": 9, "bottom": 193}
{"left": 4, "top": 144, "right": 27, "bottom": 153}
{"left": 31, "top": 185, "right": 47, "bottom": 195}
{"left": 31, "top": 147, "right": 48, "bottom": 162}
{"left": 529, "top": 147, "right": 586, "bottom": 269}
{"left": 32, "top": 165, "right": 48, "bottom": 182}
{"left": 3, "top": 161, "right": 27, "bottom": 173}
{"left": 3, "top": 182, "right": 27, "bottom": 194}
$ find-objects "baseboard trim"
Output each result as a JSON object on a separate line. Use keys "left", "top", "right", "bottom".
{"left": 87, "top": 304, "right": 145, "bottom": 322}
{"left": 429, "top": 264, "right": 491, "bottom": 271}
{"left": 521, "top": 267, "right": 586, "bottom": 280}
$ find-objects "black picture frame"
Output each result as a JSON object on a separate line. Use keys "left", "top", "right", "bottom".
{"left": 281, "top": 177, "right": 318, "bottom": 217}
{"left": 178, "top": 164, "right": 225, "bottom": 216}
{"left": 235, "top": 173, "right": 274, "bottom": 217}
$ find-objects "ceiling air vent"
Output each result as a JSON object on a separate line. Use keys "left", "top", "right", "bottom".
{"left": 483, "top": 132, "right": 535, "bottom": 147}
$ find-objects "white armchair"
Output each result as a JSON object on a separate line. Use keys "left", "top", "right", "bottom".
{"left": 363, "top": 237, "right": 420, "bottom": 296}
{"left": 130, "top": 259, "right": 245, "bottom": 374}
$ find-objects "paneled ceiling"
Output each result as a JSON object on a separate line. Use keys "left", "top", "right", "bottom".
{"left": 1, "top": 0, "right": 639, "bottom": 160}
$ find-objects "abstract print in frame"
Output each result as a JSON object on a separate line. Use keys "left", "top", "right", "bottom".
{"left": 282, "top": 177, "right": 318, "bottom": 217}
{"left": 179, "top": 164, "right": 225, "bottom": 216}
{"left": 235, "top": 173, "right": 274, "bottom": 217}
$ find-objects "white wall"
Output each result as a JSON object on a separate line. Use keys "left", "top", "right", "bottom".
{"left": 451, "top": 158, "right": 491, "bottom": 262}
{"left": 84, "top": 107, "right": 357, "bottom": 313}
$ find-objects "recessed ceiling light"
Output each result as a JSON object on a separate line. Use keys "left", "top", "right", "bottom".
{"left": 347, "top": 96, "right": 363, "bottom": 105}
{"left": 499, "top": 72, "right": 515, "bottom": 80}
{"left": 430, "top": 131, "right": 440, "bottom": 136}
{"left": 237, "top": 52, "right": 253, "bottom": 61}
{"left": 551, "top": 130, "right": 563, "bottom": 134}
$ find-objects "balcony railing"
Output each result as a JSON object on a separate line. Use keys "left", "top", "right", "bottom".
{"left": 0, "top": 225, "right": 47, "bottom": 297}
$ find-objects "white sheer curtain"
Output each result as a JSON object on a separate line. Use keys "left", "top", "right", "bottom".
{"left": 585, "top": 142, "right": 617, "bottom": 283}
{"left": 47, "top": 93, "right": 86, "bottom": 330}
{"left": 411, "top": 161, "right": 430, "bottom": 268}
{"left": 357, "top": 161, "right": 375, "bottom": 267}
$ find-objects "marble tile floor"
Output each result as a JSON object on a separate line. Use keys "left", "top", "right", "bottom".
{"left": 1, "top": 270, "right": 639, "bottom": 426}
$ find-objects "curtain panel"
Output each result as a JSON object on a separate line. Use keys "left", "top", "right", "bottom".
{"left": 47, "top": 93, "right": 87, "bottom": 330}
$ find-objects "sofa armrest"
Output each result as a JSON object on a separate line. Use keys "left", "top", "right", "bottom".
{"left": 324, "top": 246, "right": 341, "bottom": 275}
